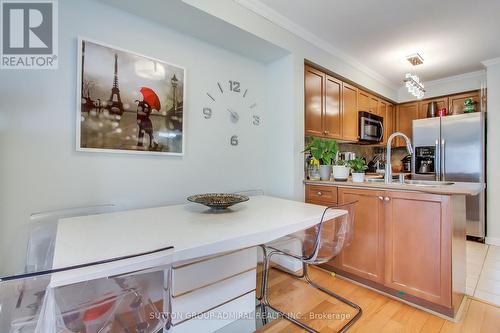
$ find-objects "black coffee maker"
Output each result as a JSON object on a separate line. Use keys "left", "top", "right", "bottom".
{"left": 414, "top": 147, "right": 435, "bottom": 175}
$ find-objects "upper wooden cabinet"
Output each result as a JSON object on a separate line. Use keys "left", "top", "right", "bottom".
{"left": 448, "top": 91, "right": 480, "bottom": 116}
{"left": 418, "top": 97, "right": 448, "bottom": 119}
{"left": 383, "top": 103, "right": 394, "bottom": 145}
{"left": 378, "top": 99, "right": 387, "bottom": 121}
{"left": 357, "top": 90, "right": 379, "bottom": 115}
{"left": 342, "top": 83, "right": 359, "bottom": 141}
{"left": 369, "top": 95, "right": 379, "bottom": 115}
{"left": 324, "top": 76, "right": 342, "bottom": 139}
{"left": 384, "top": 191, "right": 452, "bottom": 307}
{"left": 336, "top": 187, "right": 386, "bottom": 284}
{"left": 357, "top": 90, "right": 370, "bottom": 112}
{"left": 304, "top": 65, "right": 324, "bottom": 137}
{"left": 304, "top": 64, "right": 394, "bottom": 144}
{"left": 304, "top": 65, "right": 342, "bottom": 139}
{"left": 395, "top": 102, "right": 418, "bottom": 147}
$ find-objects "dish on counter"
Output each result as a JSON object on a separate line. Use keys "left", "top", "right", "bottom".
{"left": 187, "top": 193, "right": 249, "bottom": 210}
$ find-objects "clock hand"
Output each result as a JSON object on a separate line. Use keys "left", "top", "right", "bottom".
{"left": 227, "top": 108, "right": 239, "bottom": 123}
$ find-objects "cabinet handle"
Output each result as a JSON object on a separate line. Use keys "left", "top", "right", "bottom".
{"left": 324, "top": 130, "right": 330, "bottom": 134}
{"left": 378, "top": 196, "right": 384, "bottom": 201}
{"left": 384, "top": 197, "right": 391, "bottom": 202}
{"left": 317, "top": 192, "right": 323, "bottom": 196}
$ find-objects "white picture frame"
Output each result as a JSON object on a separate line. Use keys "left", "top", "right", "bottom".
{"left": 76, "top": 37, "right": 186, "bottom": 156}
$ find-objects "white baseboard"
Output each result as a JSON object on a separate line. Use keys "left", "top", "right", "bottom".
{"left": 485, "top": 237, "right": 500, "bottom": 246}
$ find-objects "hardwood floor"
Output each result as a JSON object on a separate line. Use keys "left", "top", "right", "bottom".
{"left": 256, "top": 266, "right": 500, "bottom": 333}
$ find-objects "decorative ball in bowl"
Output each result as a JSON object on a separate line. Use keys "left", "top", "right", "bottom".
{"left": 187, "top": 193, "right": 249, "bottom": 210}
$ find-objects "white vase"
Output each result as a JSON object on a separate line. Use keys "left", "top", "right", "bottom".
{"left": 332, "top": 165, "right": 350, "bottom": 181}
{"left": 319, "top": 165, "right": 332, "bottom": 181}
{"left": 351, "top": 172, "right": 365, "bottom": 183}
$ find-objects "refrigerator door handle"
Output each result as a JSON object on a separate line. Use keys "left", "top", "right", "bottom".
{"left": 435, "top": 140, "right": 440, "bottom": 181}
{"left": 441, "top": 139, "right": 446, "bottom": 181}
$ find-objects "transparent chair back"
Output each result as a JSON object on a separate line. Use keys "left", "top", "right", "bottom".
{"left": 271, "top": 202, "right": 356, "bottom": 264}
{"left": 26, "top": 204, "right": 115, "bottom": 273}
{"left": 1, "top": 271, "right": 166, "bottom": 333}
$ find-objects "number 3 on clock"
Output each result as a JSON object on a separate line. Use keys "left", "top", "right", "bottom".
{"left": 229, "top": 80, "right": 240, "bottom": 93}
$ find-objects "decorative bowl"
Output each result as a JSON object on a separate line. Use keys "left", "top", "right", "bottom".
{"left": 187, "top": 193, "right": 249, "bottom": 210}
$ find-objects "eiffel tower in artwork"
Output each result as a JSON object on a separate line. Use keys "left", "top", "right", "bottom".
{"left": 107, "top": 53, "right": 124, "bottom": 115}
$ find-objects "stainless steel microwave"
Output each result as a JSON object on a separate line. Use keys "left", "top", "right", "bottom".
{"left": 359, "top": 111, "right": 384, "bottom": 143}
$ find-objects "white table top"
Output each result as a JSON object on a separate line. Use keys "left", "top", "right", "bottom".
{"left": 50, "top": 196, "right": 345, "bottom": 286}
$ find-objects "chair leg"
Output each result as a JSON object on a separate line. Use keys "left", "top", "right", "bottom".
{"left": 260, "top": 245, "right": 271, "bottom": 325}
{"left": 303, "top": 264, "right": 363, "bottom": 333}
{"left": 257, "top": 245, "right": 267, "bottom": 301}
{"left": 261, "top": 251, "right": 318, "bottom": 333}
{"left": 260, "top": 251, "right": 362, "bottom": 333}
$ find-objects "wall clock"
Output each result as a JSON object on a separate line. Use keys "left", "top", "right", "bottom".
{"left": 203, "top": 80, "right": 261, "bottom": 146}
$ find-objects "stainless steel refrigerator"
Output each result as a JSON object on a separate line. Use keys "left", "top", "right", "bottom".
{"left": 412, "top": 112, "right": 486, "bottom": 238}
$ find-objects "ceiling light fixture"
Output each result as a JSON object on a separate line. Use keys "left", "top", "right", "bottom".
{"left": 406, "top": 53, "right": 424, "bottom": 66}
{"left": 404, "top": 73, "right": 425, "bottom": 99}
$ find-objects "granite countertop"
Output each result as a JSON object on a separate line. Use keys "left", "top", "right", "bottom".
{"left": 304, "top": 179, "right": 484, "bottom": 196}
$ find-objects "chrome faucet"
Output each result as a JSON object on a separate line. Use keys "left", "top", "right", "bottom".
{"left": 385, "top": 132, "right": 414, "bottom": 184}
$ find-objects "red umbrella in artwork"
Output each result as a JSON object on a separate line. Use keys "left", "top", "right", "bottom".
{"left": 139, "top": 87, "right": 161, "bottom": 111}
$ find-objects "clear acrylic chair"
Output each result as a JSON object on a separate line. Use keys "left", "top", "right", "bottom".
{"left": 260, "top": 202, "right": 362, "bottom": 333}
{"left": 1, "top": 263, "right": 166, "bottom": 333}
{"left": 26, "top": 204, "right": 115, "bottom": 273}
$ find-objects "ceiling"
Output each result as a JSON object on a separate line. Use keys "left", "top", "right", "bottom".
{"left": 257, "top": 0, "right": 500, "bottom": 85}
{"left": 98, "top": 0, "right": 288, "bottom": 63}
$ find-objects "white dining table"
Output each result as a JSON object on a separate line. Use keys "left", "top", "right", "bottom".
{"left": 49, "top": 195, "right": 345, "bottom": 287}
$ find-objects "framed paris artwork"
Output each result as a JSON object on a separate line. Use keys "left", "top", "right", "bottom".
{"left": 77, "top": 38, "right": 186, "bottom": 156}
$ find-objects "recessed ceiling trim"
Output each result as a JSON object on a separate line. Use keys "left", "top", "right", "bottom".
{"left": 234, "top": 0, "right": 399, "bottom": 90}
{"left": 482, "top": 57, "right": 500, "bottom": 67}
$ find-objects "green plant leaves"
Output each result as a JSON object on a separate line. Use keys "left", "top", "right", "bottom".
{"left": 303, "top": 137, "right": 338, "bottom": 165}
{"left": 347, "top": 157, "right": 368, "bottom": 173}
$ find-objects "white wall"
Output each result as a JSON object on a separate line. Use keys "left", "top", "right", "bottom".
{"left": 485, "top": 61, "right": 500, "bottom": 245}
{"left": 0, "top": 0, "right": 269, "bottom": 272}
{"left": 181, "top": 0, "right": 399, "bottom": 201}
{"left": 398, "top": 70, "right": 486, "bottom": 102}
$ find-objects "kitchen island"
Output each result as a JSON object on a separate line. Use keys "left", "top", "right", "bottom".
{"left": 304, "top": 179, "right": 483, "bottom": 319}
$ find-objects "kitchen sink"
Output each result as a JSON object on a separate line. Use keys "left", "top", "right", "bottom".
{"left": 365, "top": 178, "right": 455, "bottom": 187}
{"left": 366, "top": 178, "right": 386, "bottom": 183}
{"left": 404, "top": 180, "right": 455, "bottom": 187}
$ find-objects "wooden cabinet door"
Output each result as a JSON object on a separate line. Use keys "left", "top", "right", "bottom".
{"left": 448, "top": 91, "right": 480, "bottom": 115}
{"left": 341, "top": 83, "right": 358, "bottom": 141}
{"left": 304, "top": 65, "right": 325, "bottom": 137}
{"left": 418, "top": 98, "right": 448, "bottom": 119}
{"left": 336, "top": 188, "right": 385, "bottom": 283}
{"left": 369, "top": 95, "right": 379, "bottom": 115}
{"left": 324, "top": 75, "right": 342, "bottom": 139}
{"left": 383, "top": 103, "right": 394, "bottom": 145}
{"left": 357, "top": 90, "right": 370, "bottom": 112}
{"left": 378, "top": 99, "right": 387, "bottom": 119}
{"left": 384, "top": 191, "right": 451, "bottom": 307}
{"left": 395, "top": 102, "right": 418, "bottom": 147}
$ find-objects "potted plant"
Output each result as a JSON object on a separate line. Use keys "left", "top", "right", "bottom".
{"left": 307, "top": 156, "right": 321, "bottom": 180}
{"left": 332, "top": 159, "right": 350, "bottom": 181}
{"left": 303, "top": 137, "right": 338, "bottom": 181}
{"left": 348, "top": 157, "right": 368, "bottom": 183}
